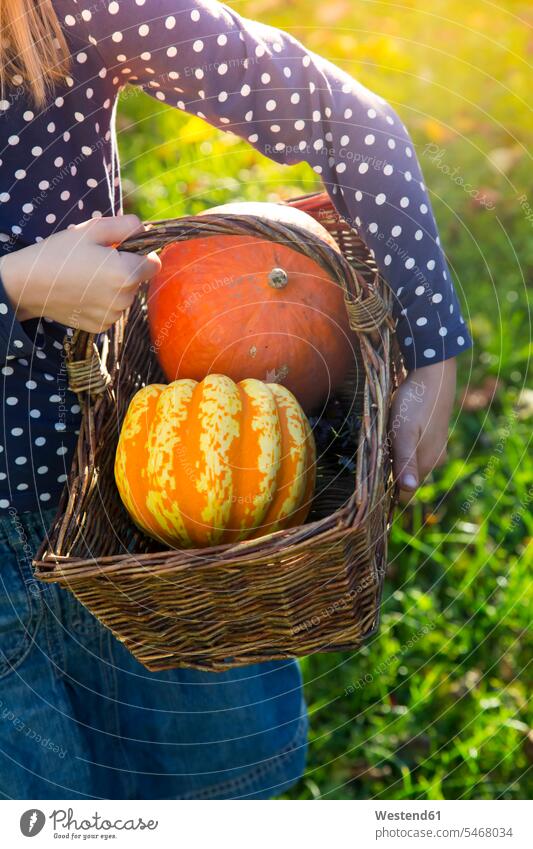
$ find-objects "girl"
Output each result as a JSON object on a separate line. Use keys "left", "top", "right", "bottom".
{"left": 0, "top": 0, "right": 471, "bottom": 799}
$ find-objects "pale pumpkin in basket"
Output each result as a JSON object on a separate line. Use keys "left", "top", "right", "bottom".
{"left": 114, "top": 374, "right": 316, "bottom": 549}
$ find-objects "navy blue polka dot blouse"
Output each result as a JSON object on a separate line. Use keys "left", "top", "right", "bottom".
{"left": 0, "top": 0, "right": 472, "bottom": 512}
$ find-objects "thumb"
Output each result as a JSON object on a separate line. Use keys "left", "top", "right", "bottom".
{"left": 77, "top": 214, "right": 144, "bottom": 247}
{"left": 393, "top": 425, "right": 420, "bottom": 492}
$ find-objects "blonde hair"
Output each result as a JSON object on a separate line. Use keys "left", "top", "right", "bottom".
{"left": 0, "top": 0, "right": 70, "bottom": 106}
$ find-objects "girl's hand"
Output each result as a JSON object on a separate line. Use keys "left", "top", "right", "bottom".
{"left": 0, "top": 216, "right": 161, "bottom": 333}
{"left": 390, "top": 358, "right": 457, "bottom": 504}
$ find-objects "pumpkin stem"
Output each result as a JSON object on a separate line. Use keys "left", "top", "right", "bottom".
{"left": 268, "top": 267, "right": 288, "bottom": 289}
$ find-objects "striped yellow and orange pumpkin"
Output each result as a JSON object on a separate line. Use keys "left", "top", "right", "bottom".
{"left": 114, "top": 374, "right": 316, "bottom": 548}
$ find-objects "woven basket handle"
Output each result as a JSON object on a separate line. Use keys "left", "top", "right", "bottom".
{"left": 120, "top": 209, "right": 391, "bottom": 332}
{"left": 65, "top": 200, "right": 391, "bottom": 398}
{"left": 65, "top": 328, "right": 113, "bottom": 399}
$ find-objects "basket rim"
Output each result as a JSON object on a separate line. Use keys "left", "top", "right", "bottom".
{"left": 34, "top": 488, "right": 398, "bottom": 576}
{"left": 117, "top": 198, "right": 393, "bottom": 337}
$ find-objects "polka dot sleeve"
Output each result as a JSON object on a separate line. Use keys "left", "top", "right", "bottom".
{"left": 74, "top": 0, "right": 472, "bottom": 370}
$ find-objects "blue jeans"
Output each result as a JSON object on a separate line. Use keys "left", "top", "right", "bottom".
{"left": 0, "top": 508, "right": 307, "bottom": 799}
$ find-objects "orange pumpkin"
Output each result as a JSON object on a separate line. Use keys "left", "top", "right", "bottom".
{"left": 114, "top": 374, "right": 316, "bottom": 549}
{"left": 147, "top": 202, "right": 356, "bottom": 412}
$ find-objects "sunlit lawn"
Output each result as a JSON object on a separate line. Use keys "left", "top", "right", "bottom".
{"left": 117, "top": 0, "right": 532, "bottom": 799}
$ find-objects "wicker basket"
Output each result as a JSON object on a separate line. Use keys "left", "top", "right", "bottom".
{"left": 33, "top": 190, "right": 404, "bottom": 672}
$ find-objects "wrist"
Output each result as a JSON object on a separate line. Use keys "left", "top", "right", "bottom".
{"left": 0, "top": 250, "right": 39, "bottom": 321}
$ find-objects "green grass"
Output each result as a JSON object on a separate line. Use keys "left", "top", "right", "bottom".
{"left": 116, "top": 0, "right": 532, "bottom": 799}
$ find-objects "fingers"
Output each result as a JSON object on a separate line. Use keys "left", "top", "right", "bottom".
{"left": 72, "top": 245, "right": 161, "bottom": 333}
{"left": 415, "top": 446, "right": 447, "bottom": 492}
{"left": 392, "top": 425, "right": 420, "bottom": 497}
{"left": 75, "top": 308, "right": 126, "bottom": 334}
{"left": 76, "top": 214, "right": 145, "bottom": 247}
{"left": 117, "top": 249, "right": 161, "bottom": 289}
{"left": 397, "top": 436, "right": 449, "bottom": 504}
{"left": 390, "top": 363, "right": 455, "bottom": 507}
{"left": 82, "top": 251, "right": 161, "bottom": 331}
{"left": 422, "top": 447, "right": 448, "bottom": 477}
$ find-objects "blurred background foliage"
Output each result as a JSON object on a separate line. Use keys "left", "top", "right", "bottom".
{"left": 117, "top": 0, "right": 532, "bottom": 799}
